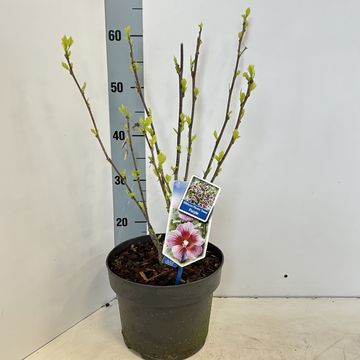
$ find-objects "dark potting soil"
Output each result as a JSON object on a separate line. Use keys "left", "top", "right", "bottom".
{"left": 109, "top": 241, "right": 221, "bottom": 286}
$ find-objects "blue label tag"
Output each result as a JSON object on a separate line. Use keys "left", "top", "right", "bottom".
{"left": 162, "top": 256, "right": 178, "bottom": 268}
{"left": 179, "top": 200, "right": 209, "bottom": 221}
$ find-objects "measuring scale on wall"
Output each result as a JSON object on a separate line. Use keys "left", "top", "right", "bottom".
{"left": 105, "top": 0, "right": 146, "bottom": 245}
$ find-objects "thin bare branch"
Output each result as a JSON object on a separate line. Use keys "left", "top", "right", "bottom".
{"left": 210, "top": 72, "right": 255, "bottom": 182}
{"left": 63, "top": 50, "right": 160, "bottom": 251}
{"left": 144, "top": 132, "right": 171, "bottom": 211}
{"left": 203, "top": 14, "right": 249, "bottom": 180}
{"left": 123, "top": 111, "right": 149, "bottom": 219}
{"left": 184, "top": 24, "right": 203, "bottom": 181}
{"left": 174, "top": 43, "right": 185, "bottom": 180}
{"left": 126, "top": 28, "right": 171, "bottom": 199}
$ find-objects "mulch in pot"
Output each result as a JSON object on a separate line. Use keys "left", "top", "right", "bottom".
{"left": 109, "top": 240, "right": 221, "bottom": 286}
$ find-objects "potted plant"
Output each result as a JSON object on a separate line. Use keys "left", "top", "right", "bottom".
{"left": 61, "top": 7, "right": 256, "bottom": 360}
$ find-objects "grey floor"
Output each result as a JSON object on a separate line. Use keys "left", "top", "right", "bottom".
{"left": 26, "top": 298, "right": 360, "bottom": 359}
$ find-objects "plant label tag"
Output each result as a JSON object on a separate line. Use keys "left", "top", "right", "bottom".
{"left": 162, "top": 181, "right": 213, "bottom": 267}
{"left": 178, "top": 175, "right": 221, "bottom": 223}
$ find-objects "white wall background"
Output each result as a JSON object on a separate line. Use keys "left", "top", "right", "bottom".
{"left": 144, "top": 0, "right": 360, "bottom": 297}
{"left": 1, "top": 0, "right": 360, "bottom": 359}
{"left": 0, "top": 1, "right": 114, "bottom": 359}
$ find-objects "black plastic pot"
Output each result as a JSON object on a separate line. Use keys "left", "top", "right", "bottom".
{"left": 106, "top": 234, "right": 224, "bottom": 360}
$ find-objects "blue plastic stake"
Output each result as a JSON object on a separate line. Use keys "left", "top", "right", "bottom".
{"left": 175, "top": 254, "right": 186, "bottom": 285}
{"left": 175, "top": 266, "right": 183, "bottom": 285}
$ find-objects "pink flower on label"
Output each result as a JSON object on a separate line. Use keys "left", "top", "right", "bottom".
{"left": 185, "top": 178, "right": 218, "bottom": 211}
{"left": 167, "top": 222, "right": 205, "bottom": 261}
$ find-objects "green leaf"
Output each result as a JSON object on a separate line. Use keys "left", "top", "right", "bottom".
{"left": 132, "top": 169, "right": 140, "bottom": 179}
{"left": 157, "top": 152, "right": 166, "bottom": 166}
{"left": 61, "top": 35, "right": 73, "bottom": 53}
{"left": 240, "top": 109, "right": 245, "bottom": 119}
{"left": 199, "top": 22, "right": 203, "bottom": 30}
{"left": 124, "top": 25, "right": 131, "bottom": 37}
{"left": 173, "top": 127, "right": 178, "bottom": 134}
{"left": 250, "top": 82, "right": 257, "bottom": 91}
{"left": 213, "top": 130, "right": 219, "bottom": 140}
{"left": 194, "top": 87, "right": 199, "bottom": 98}
{"left": 81, "top": 82, "right": 86, "bottom": 93}
{"left": 227, "top": 111, "right": 232, "bottom": 119}
{"left": 181, "top": 78, "right": 187, "bottom": 94}
{"left": 179, "top": 113, "right": 187, "bottom": 131}
{"left": 186, "top": 116, "right": 191, "bottom": 125}
{"left": 173, "top": 56, "right": 180, "bottom": 73}
{"left": 118, "top": 104, "right": 126, "bottom": 114}
{"left": 236, "top": 70, "right": 241, "bottom": 77}
{"left": 90, "top": 128, "right": 98, "bottom": 136}
{"left": 130, "top": 63, "right": 140, "bottom": 72}
{"left": 61, "top": 35, "right": 68, "bottom": 51}
{"left": 171, "top": 165, "right": 177, "bottom": 174}
{"left": 242, "top": 72, "right": 250, "bottom": 81}
{"left": 150, "top": 135, "right": 157, "bottom": 146}
{"left": 216, "top": 151, "right": 225, "bottom": 162}
{"left": 61, "top": 62, "right": 69, "bottom": 71}
{"left": 176, "top": 145, "right": 182, "bottom": 152}
{"left": 128, "top": 192, "right": 136, "bottom": 199}
{"left": 238, "top": 31, "right": 243, "bottom": 39}
{"left": 240, "top": 92, "right": 246, "bottom": 102}
{"left": 119, "top": 169, "right": 126, "bottom": 178}
{"left": 191, "top": 134, "right": 197, "bottom": 142}
{"left": 232, "top": 129, "right": 240, "bottom": 141}
{"left": 118, "top": 104, "right": 130, "bottom": 118}
{"left": 248, "top": 64, "right": 255, "bottom": 78}
{"left": 187, "top": 147, "right": 192, "bottom": 154}
{"left": 165, "top": 174, "right": 172, "bottom": 183}
{"left": 144, "top": 116, "right": 152, "bottom": 127}
{"left": 245, "top": 8, "right": 251, "bottom": 17}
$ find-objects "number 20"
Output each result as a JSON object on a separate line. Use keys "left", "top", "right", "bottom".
{"left": 116, "top": 217, "right": 128, "bottom": 227}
